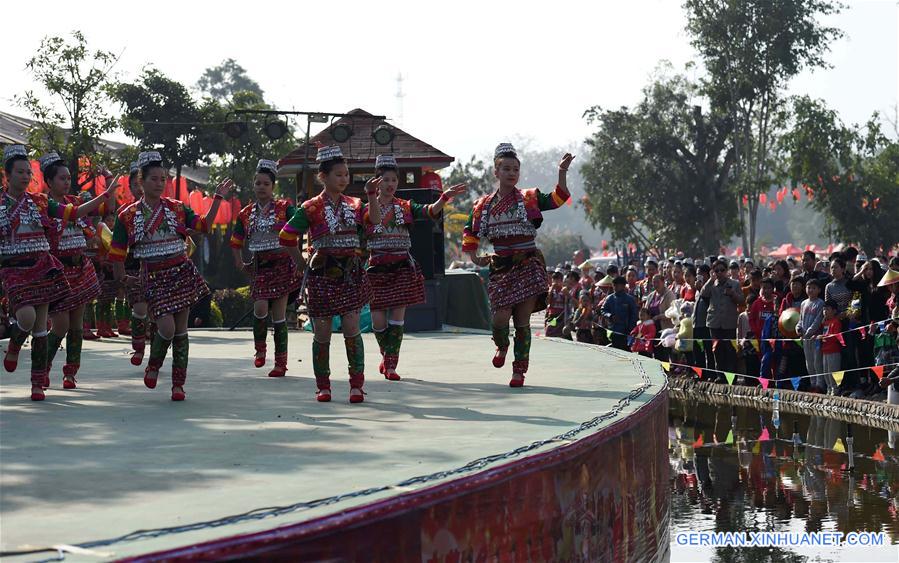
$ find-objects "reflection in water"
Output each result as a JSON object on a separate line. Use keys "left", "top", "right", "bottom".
{"left": 669, "top": 398, "right": 899, "bottom": 562}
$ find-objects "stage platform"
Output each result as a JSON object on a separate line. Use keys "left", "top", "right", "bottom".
{"left": 1, "top": 330, "right": 668, "bottom": 562}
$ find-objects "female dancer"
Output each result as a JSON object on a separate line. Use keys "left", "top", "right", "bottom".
{"left": 1, "top": 145, "right": 117, "bottom": 400}
{"left": 365, "top": 154, "right": 465, "bottom": 380}
{"left": 121, "top": 161, "right": 153, "bottom": 365}
{"left": 462, "top": 143, "right": 574, "bottom": 387}
{"left": 41, "top": 152, "right": 103, "bottom": 390}
{"left": 110, "top": 151, "right": 233, "bottom": 401}
{"left": 95, "top": 210, "right": 121, "bottom": 338}
{"left": 231, "top": 159, "right": 301, "bottom": 377}
{"left": 280, "top": 146, "right": 382, "bottom": 403}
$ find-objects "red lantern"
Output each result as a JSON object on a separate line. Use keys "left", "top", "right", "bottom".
{"left": 419, "top": 171, "right": 443, "bottom": 192}
{"left": 189, "top": 189, "right": 204, "bottom": 213}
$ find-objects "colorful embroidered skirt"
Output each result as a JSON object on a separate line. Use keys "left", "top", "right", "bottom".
{"left": 367, "top": 259, "right": 426, "bottom": 311}
{"left": 0, "top": 252, "right": 71, "bottom": 314}
{"left": 124, "top": 265, "right": 146, "bottom": 305}
{"left": 306, "top": 255, "right": 372, "bottom": 318}
{"left": 487, "top": 250, "right": 548, "bottom": 313}
{"left": 251, "top": 251, "right": 302, "bottom": 302}
{"left": 143, "top": 256, "right": 210, "bottom": 319}
{"left": 53, "top": 253, "right": 101, "bottom": 312}
{"left": 96, "top": 262, "right": 119, "bottom": 300}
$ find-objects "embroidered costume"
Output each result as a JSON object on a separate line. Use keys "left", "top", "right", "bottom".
{"left": 230, "top": 159, "right": 301, "bottom": 377}
{"left": 462, "top": 143, "right": 570, "bottom": 386}
{"left": 279, "top": 145, "right": 372, "bottom": 401}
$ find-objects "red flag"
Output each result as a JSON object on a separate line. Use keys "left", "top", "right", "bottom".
{"left": 872, "top": 366, "right": 885, "bottom": 380}
{"left": 691, "top": 366, "right": 703, "bottom": 378}
{"left": 859, "top": 326, "right": 866, "bottom": 339}
{"left": 836, "top": 333, "right": 845, "bottom": 347}
{"left": 759, "top": 377, "right": 769, "bottom": 389}
{"left": 693, "top": 434, "right": 704, "bottom": 448}
{"left": 872, "top": 445, "right": 886, "bottom": 462}
{"left": 768, "top": 339, "right": 777, "bottom": 348}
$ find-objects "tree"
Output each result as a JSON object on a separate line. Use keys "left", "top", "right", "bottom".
{"left": 780, "top": 97, "right": 899, "bottom": 256}
{"left": 18, "top": 31, "right": 120, "bottom": 192}
{"left": 113, "top": 69, "right": 209, "bottom": 189}
{"left": 197, "top": 59, "right": 264, "bottom": 102}
{"left": 537, "top": 229, "right": 588, "bottom": 268}
{"left": 580, "top": 67, "right": 738, "bottom": 257}
{"left": 684, "top": 0, "right": 844, "bottom": 257}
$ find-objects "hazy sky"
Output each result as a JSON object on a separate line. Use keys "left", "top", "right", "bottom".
{"left": 1, "top": 0, "right": 896, "bottom": 163}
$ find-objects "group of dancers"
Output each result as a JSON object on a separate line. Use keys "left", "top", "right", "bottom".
{"left": 2, "top": 142, "right": 573, "bottom": 403}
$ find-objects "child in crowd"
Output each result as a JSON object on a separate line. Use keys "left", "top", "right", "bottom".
{"left": 630, "top": 307, "right": 656, "bottom": 357}
{"left": 819, "top": 299, "right": 843, "bottom": 394}
{"left": 749, "top": 277, "right": 779, "bottom": 381}
{"left": 545, "top": 270, "right": 566, "bottom": 338}
{"left": 738, "top": 294, "right": 760, "bottom": 385}
{"left": 797, "top": 279, "right": 825, "bottom": 392}
{"left": 570, "top": 291, "right": 595, "bottom": 344}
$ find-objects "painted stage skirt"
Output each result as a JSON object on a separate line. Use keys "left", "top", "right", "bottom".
{"left": 367, "top": 259, "right": 426, "bottom": 311}
{"left": 53, "top": 253, "right": 101, "bottom": 312}
{"left": 251, "top": 251, "right": 302, "bottom": 302}
{"left": 306, "top": 254, "right": 371, "bottom": 319}
{"left": 143, "top": 256, "right": 210, "bottom": 319}
{"left": 487, "top": 250, "right": 548, "bottom": 313}
{"left": 0, "top": 252, "right": 71, "bottom": 314}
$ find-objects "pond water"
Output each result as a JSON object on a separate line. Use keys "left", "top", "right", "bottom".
{"left": 669, "top": 397, "right": 899, "bottom": 562}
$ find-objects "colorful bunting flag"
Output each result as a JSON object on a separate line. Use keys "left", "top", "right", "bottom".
{"left": 790, "top": 377, "right": 801, "bottom": 390}
{"left": 833, "top": 371, "right": 845, "bottom": 385}
{"left": 693, "top": 434, "right": 704, "bottom": 448}
{"left": 696, "top": 340, "right": 704, "bottom": 351}
{"left": 759, "top": 377, "right": 769, "bottom": 389}
{"left": 837, "top": 333, "right": 846, "bottom": 347}
{"left": 759, "top": 427, "right": 770, "bottom": 441}
{"left": 768, "top": 339, "right": 777, "bottom": 348}
{"left": 832, "top": 438, "right": 845, "bottom": 453}
{"left": 872, "top": 445, "right": 885, "bottom": 461}
{"left": 872, "top": 366, "right": 884, "bottom": 380}
{"left": 691, "top": 366, "right": 703, "bottom": 378}
{"left": 660, "top": 361, "right": 671, "bottom": 371}
{"left": 724, "top": 430, "right": 734, "bottom": 445}
{"left": 859, "top": 326, "right": 866, "bottom": 339}
{"left": 606, "top": 329, "right": 613, "bottom": 341}
{"left": 794, "top": 339, "right": 803, "bottom": 348}
{"left": 724, "top": 372, "right": 736, "bottom": 385}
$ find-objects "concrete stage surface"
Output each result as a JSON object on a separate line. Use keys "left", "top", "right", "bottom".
{"left": 1, "top": 330, "right": 668, "bottom": 562}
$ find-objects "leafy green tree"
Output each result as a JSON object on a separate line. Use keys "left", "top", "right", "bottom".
{"left": 111, "top": 68, "right": 209, "bottom": 192}
{"left": 684, "top": 0, "right": 844, "bottom": 257}
{"left": 18, "top": 31, "right": 120, "bottom": 192}
{"left": 580, "top": 67, "right": 738, "bottom": 257}
{"left": 780, "top": 97, "right": 899, "bottom": 256}
{"left": 197, "top": 58, "right": 264, "bottom": 102}
{"left": 537, "top": 229, "right": 588, "bottom": 268}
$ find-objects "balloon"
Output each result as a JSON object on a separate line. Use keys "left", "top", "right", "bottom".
{"left": 778, "top": 308, "right": 800, "bottom": 339}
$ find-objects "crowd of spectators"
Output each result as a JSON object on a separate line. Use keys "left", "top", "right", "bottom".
{"left": 544, "top": 248, "right": 899, "bottom": 401}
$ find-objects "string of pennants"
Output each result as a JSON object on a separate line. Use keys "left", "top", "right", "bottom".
{"left": 688, "top": 432, "right": 890, "bottom": 462}
{"left": 658, "top": 360, "right": 898, "bottom": 391}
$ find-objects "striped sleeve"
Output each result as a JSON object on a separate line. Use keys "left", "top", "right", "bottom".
{"left": 46, "top": 198, "right": 77, "bottom": 223}
{"left": 229, "top": 215, "right": 246, "bottom": 249}
{"left": 108, "top": 215, "right": 129, "bottom": 262}
{"left": 184, "top": 205, "right": 209, "bottom": 233}
{"left": 279, "top": 206, "right": 308, "bottom": 247}
{"left": 537, "top": 185, "right": 569, "bottom": 210}
{"left": 461, "top": 208, "right": 480, "bottom": 253}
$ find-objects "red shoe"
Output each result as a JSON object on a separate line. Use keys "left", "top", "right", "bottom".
{"left": 171, "top": 385, "right": 185, "bottom": 401}
{"left": 268, "top": 365, "right": 287, "bottom": 377}
{"left": 316, "top": 389, "right": 332, "bottom": 402}
{"left": 31, "top": 386, "right": 45, "bottom": 401}
{"left": 385, "top": 370, "right": 401, "bottom": 381}
{"left": 117, "top": 319, "right": 132, "bottom": 335}
{"left": 98, "top": 323, "right": 118, "bottom": 338}
{"left": 130, "top": 350, "right": 145, "bottom": 366}
{"left": 144, "top": 365, "right": 159, "bottom": 389}
{"left": 379, "top": 359, "right": 385, "bottom": 374}
{"left": 509, "top": 374, "right": 526, "bottom": 388}
{"left": 4, "top": 342, "right": 22, "bottom": 373}
{"left": 349, "top": 387, "right": 365, "bottom": 403}
{"left": 82, "top": 327, "right": 101, "bottom": 340}
{"left": 492, "top": 348, "right": 508, "bottom": 368}
{"left": 62, "top": 365, "right": 78, "bottom": 389}
{"left": 254, "top": 342, "right": 266, "bottom": 368}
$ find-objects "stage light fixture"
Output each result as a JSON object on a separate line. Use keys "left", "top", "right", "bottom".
{"left": 264, "top": 120, "right": 288, "bottom": 140}
{"left": 372, "top": 125, "right": 395, "bottom": 146}
{"left": 224, "top": 121, "right": 247, "bottom": 139}
{"left": 330, "top": 123, "right": 353, "bottom": 143}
